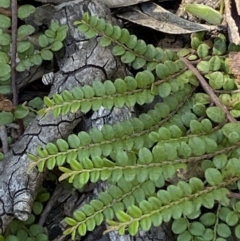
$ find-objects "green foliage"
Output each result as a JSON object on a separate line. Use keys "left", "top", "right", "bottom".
{"left": 74, "top": 13, "right": 180, "bottom": 71}
{"left": 25, "top": 13, "right": 240, "bottom": 240}
{"left": 0, "top": 2, "right": 68, "bottom": 94}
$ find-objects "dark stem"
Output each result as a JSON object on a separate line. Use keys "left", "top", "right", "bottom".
{"left": 11, "top": 0, "right": 18, "bottom": 106}
{"left": 0, "top": 7, "right": 11, "bottom": 16}
{"left": 180, "top": 57, "right": 237, "bottom": 123}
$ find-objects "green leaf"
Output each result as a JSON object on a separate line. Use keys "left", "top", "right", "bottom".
{"left": 51, "top": 41, "right": 63, "bottom": 51}
{"left": 209, "top": 56, "right": 221, "bottom": 71}
{"left": 158, "top": 83, "right": 171, "bottom": 98}
{"left": 206, "top": 71, "right": 223, "bottom": 89}
{"left": 184, "top": 3, "right": 222, "bottom": 25}
{"left": 197, "top": 43, "right": 209, "bottom": 58}
{"left": 206, "top": 107, "right": 226, "bottom": 123}
{"left": 18, "top": 5, "right": 36, "bottom": 19}
{"left": 0, "top": 14, "right": 10, "bottom": 28}
{"left": 82, "top": 204, "right": 95, "bottom": 216}
{"left": 29, "top": 224, "right": 44, "bottom": 236}
{"left": 0, "top": 63, "right": 10, "bottom": 77}
{"left": 45, "top": 29, "right": 55, "bottom": 38}
{"left": 0, "top": 0, "right": 10, "bottom": 8}
{"left": 56, "top": 28, "right": 67, "bottom": 41}
{"left": 157, "top": 190, "right": 171, "bottom": 204}
{"left": 17, "top": 25, "right": 35, "bottom": 38}
{"left": 226, "top": 211, "right": 239, "bottom": 226}
{"left": 100, "top": 36, "right": 111, "bottom": 47}
{"left": 121, "top": 51, "right": 136, "bottom": 64}
{"left": 223, "top": 76, "right": 235, "bottom": 90}
{"left": 0, "top": 51, "right": 9, "bottom": 64}
{"left": 37, "top": 192, "right": 50, "bottom": 202}
{"left": 67, "top": 134, "right": 80, "bottom": 148}
{"left": 86, "top": 218, "right": 96, "bottom": 231}
{"left": 203, "top": 137, "right": 217, "bottom": 153}
{"left": 235, "top": 224, "right": 240, "bottom": 239}
{"left": 5, "top": 235, "right": 19, "bottom": 241}
{"left": 32, "top": 201, "right": 43, "bottom": 215}
{"left": 134, "top": 39, "right": 147, "bottom": 55}
{"left": 235, "top": 201, "right": 240, "bottom": 212}
{"left": 213, "top": 37, "right": 227, "bottom": 55}
{"left": 112, "top": 45, "right": 125, "bottom": 56}
{"left": 41, "top": 50, "right": 53, "bottom": 60}
{"left": 140, "top": 217, "right": 152, "bottom": 232}
{"left": 172, "top": 218, "right": 188, "bottom": 234}
{"left": 50, "top": 22, "right": 60, "bottom": 32}
{"left": 199, "top": 212, "right": 216, "bottom": 226}
{"left": 202, "top": 193, "right": 215, "bottom": 209}
{"left": 17, "top": 41, "right": 31, "bottom": 54}
{"left": 197, "top": 61, "right": 209, "bottom": 73}
{"left": 156, "top": 63, "right": 169, "bottom": 79}
{"left": 202, "top": 229, "right": 214, "bottom": 241}
{"left": 217, "top": 223, "right": 231, "bottom": 238}
{"left": 31, "top": 54, "right": 42, "bottom": 66}
{"left": 14, "top": 105, "right": 29, "bottom": 119}
{"left": 205, "top": 168, "right": 223, "bottom": 186}
{"left": 129, "top": 221, "right": 139, "bottom": 236}
{"left": 0, "top": 33, "right": 10, "bottom": 46}
{"left": 151, "top": 213, "right": 162, "bottom": 227}
{"left": 188, "top": 136, "right": 205, "bottom": 156}
{"left": 138, "top": 147, "right": 153, "bottom": 164}
{"left": 219, "top": 207, "right": 231, "bottom": 222}
{"left": 74, "top": 210, "right": 86, "bottom": 222}
{"left": 177, "top": 231, "right": 192, "bottom": 241}
{"left": 16, "top": 229, "right": 28, "bottom": 240}
{"left": 116, "top": 211, "right": 131, "bottom": 222}
{"left": 189, "top": 177, "right": 204, "bottom": 193}
{"left": 213, "top": 154, "right": 228, "bottom": 169}
{"left": 77, "top": 223, "right": 87, "bottom": 236}
{"left": 28, "top": 97, "right": 43, "bottom": 110}
{"left": 0, "top": 111, "right": 13, "bottom": 125}
{"left": 132, "top": 57, "right": 146, "bottom": 70}
{"left": 9, "top": 220, "right": 23, "bottom": 234}
{"left": 181, "top": 112, "right": 197, "bottom": 127}
{"left": 38, "top": 35, "right": 49, "bottom": 48}
{"left": 69, "top": 159, "right": 82, "bottom": 171}
{"left": 56, "top": 138, "right": 69, "bottom": 152}
{"left": 35, "top": 233, "right": 48, "bottom": 241}
{"left": 189, "top": 221, "right": 205, "bottom": 236}
{"left": 84, "top": 28, "right": 97, "bottom": 39}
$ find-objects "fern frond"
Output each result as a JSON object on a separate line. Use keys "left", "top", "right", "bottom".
{"left": 64, "top": 178, "right": 156, "bottom": 237}
{"left": 105, "top": 173, "right": 238, "bottom": 235}
{"left": 38, "top": 66, "right": 196, "bottom": 117}
{"left": 74, "top": 13, "right": 179, "bottom": 70}
{"left": 56, "top": 122, "right": 240, "bottom": 187}
{"left": 28, "top": 85, "right": 197, "bottom": 172}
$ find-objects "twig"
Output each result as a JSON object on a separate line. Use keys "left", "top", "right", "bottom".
{"left": 0, "top": 125, "right": 9, "bottom": 154}
{"left": 11, "top": 0, "right": 18, "bottom": 106}
{"left": 180, "top": 57, "right": 237, "bottom": 123}
{"left": 38, "top": 185, "right": 65, "bottom": 225}
{"left": 228, "top": 192, "right": 240, "bottom": 200}
{"left": 214, "top": 89, "right": 240, "bottom": 94}
{"left": 0, "top": 7, "right": 11, "bottom": 16}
